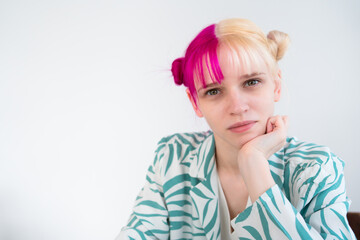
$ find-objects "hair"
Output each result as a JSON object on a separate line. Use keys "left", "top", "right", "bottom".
{"left": 171, "top": 18, "right": 290, "bottom": 106}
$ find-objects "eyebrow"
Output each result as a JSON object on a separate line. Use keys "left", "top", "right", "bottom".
{"left": 198, "top": 82, "right": 220, "bottom": 91}
{"left": 198, "top": 72, "right": 265, "bottom": 92}
{"left": 241, "top": 72, "right": 265, "bottom": 79}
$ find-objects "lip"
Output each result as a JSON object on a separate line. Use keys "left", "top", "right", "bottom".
{"left": 228, "top": 120, "right": 257, "bottom": 133}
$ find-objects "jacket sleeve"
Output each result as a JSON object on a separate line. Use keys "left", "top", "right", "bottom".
{"left": 231, "top": 150, "right": 356, "bottom": 239}
{"left": 116, "top": 142, "right": 169, "bottom": 240}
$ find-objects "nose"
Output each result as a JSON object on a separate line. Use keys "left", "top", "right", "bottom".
{"left": 227, "top": 90, "right": 249, "bottom": 115}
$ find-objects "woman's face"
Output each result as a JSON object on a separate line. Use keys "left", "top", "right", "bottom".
{"left": 187, "top": 47, "right": 281, "bottom": 150}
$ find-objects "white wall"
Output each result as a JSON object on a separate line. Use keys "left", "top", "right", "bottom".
{"left": 0, "top": 0, "right": 359, "bottom": 239}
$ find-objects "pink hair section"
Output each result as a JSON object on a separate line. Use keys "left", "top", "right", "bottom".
{"left": 171, "top": 24, "right": 224, "bottom": 106}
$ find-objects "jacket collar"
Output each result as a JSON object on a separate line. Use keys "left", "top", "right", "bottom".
{"left": 188, "top": 130, "right": 286, "bottom": 186}
{"left": 188, "top": 131, "right": 221, "bottom": 239}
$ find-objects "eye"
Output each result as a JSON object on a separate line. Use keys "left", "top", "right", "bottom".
{"left": 205, "top": 88, "right": 220, "bottom": 96}
{"left": 244, "top": 79, "right": 260, "bottom": 87}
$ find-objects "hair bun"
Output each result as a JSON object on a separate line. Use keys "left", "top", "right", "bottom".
{"left": 171, "top": 58, "right": 184, "bottom": 85}
{"left": 267, "top": 30, "right": 290, "bottom": 61}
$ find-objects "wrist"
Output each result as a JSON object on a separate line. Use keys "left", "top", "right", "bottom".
{"left": 238, "top": 153, "right": 275, "bottom": 202}
{"left": 238, "top": 151, "right": 267, "bottom": 174}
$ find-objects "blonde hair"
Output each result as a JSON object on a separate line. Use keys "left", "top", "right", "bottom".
{"left": 215, "top": 18, "right": 290, "bottom": 76}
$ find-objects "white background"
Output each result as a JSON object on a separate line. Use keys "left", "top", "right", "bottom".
{"left": 0, "top": 0, "right": 359, "bottom": 239}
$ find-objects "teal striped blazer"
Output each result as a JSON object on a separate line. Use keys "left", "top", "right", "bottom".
{"left": 118, "top": 131, "right": 355, "bottom": 239}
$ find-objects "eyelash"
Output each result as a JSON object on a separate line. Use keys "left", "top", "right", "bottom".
{"left": 244, "top": 79, "right": 261, "bottom": 87}
{"left": 205, "top": 88, "right": 220, "bottom": 96}
{"left": 204, "top": 79, "right": 261, "bottom": 96}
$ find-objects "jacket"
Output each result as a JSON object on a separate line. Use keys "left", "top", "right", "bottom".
{"left": 118, "top": 131, "right": 356, "bottom": 239}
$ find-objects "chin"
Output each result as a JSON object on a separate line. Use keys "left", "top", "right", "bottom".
{"left": 214, "top": 123, "right": 266, "bottom": 149}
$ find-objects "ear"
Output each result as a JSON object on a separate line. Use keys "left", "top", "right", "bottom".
{"left": 186, "top": 88, "right": 203, "bottom": 117}
{"left": 274, "top": 69, "right": 282, "bottom": 102}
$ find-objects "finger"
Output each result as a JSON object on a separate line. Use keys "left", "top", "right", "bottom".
{"left": 267, "top": 115, "right": 282, "bottom": 133}
{"left": 266, "top": 116, "right": 274, "bottom": 133}
{"left": 271, "top": 115, "right": 284, "bottom": 131}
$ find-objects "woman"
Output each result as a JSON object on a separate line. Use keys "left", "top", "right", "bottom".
{"left": 117, "top": 18, "right": 355, "bottom": 239}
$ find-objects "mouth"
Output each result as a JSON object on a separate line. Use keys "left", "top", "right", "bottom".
{"left": 228, "top": 120, "right": 257, "bottom": 133}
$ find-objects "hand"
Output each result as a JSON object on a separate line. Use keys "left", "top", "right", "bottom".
{"left": 240, "top": 115, "right": 289, "bottom": 160}
{"left": 237, "top": 115, "right": 289, "bottom": 202}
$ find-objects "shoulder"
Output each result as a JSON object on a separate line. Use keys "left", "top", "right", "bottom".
{"left": 282, "top": 137, "right": 345, "bottom": 197}
{"left": 157, "top": 130, "right": 212, "bottom": 148}
{"left": 271, "top": 136, "right": 344, "bottom": 193}
{"left": 283, "top": 136, "right": 345, "bottom": 175}
{"left": 150, "top": 130, "right": 213, "bottom": 175}
{"left": 281, "top": 137, "right": 348, "bottom": 211}
{"left": 153, "top": 130, "right": 213, "bottom": 158}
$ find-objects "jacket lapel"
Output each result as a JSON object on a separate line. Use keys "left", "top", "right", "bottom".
{"left": 189, "top": 132, "right": 221, "bottom": 240}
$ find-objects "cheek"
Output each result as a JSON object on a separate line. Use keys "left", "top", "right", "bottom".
{"left": 263, "top": 101, "right": 275, "bottom": 117}
{"left": 251, "top": 95, "right": 275, "bottom": 115}
{"left": 202, "top": 105, "right": 224, "bottom": 127}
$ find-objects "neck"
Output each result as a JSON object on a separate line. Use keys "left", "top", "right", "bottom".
{"left": 214, "top": 134, "right": 241, "bottom": 175}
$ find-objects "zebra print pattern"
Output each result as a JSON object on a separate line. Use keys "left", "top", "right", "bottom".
{"left": 117, "top": 131, "right": 355, "bottom": 239}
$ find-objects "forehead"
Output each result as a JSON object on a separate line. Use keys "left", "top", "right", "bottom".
{"left": 218, "top": 45, "right": 269, "bottom": 79}
{"left": 194, "top": 44, "right": 270, "bottom": 88}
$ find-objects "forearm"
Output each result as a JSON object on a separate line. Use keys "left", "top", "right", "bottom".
{"left": 231, "top": 185, "right": 320, "bottom": 239}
